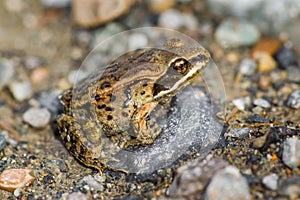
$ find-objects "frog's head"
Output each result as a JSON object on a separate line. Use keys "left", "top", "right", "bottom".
{"left": 153, "top": 38, "right": 211, "bottom": 99}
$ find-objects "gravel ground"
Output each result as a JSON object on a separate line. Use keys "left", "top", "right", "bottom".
{"left": 0, "top": 0, "right": 300, "bottom": 199}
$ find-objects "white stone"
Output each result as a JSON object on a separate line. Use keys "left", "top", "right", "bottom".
{"left": 23, "top": 108, "right": 51, "bottom": 128}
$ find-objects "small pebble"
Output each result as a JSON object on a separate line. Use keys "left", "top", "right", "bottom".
{"left": 23, "top": 108, "right": 51, "bottom": 128}
{"left": 262, "top": 173, "right": 279, "bottom": 190}
{"left": 73, "top": 0, "right": 134, "bottom": 27}
{"left": 252, "top": 38, "right": 281, "bottom": 59}
{"left": 78, "top": 175, "right": 104, "bottom": 192}
{"left": 169, "top": 155, "right": 228, "bottom": 198}
{"left": 215, "top": 18, "right": 260, "bottom": 48}
{"left": 237, "top": 58, "right": 257, "bottom": 76}
{"left": 232, "top": 96, "right": 251, "bottom": 111}
{"left": 225, "top": 128, "right": 250, "bottom": 139}
{"left": 253, "top": 98, "right": 271, "bottom": 108}
{"left": 8, "top": 80, "right": 32, "bottom": 101}
{"left": 0, "top": 135, "right": 6, "bottom": 151}
{"left": 252, "top": 134, "right": 267, "bottom": 149}
{"left": 246, "top": 114, "right": 268, "bottom": 123}
{"left": 274, "top": 47, "right": 298, "bottom": 69}
{"left": 13, "top": 188, "right": 22, "bottom": 197}
{"left": 282, "top": 137, "right": 300, "bottom": 169}
{"left": 205, "top": 166, "right": 251, "bottom": 200}
{"left": 148, "top": 0, "right": 175, "bottom": 13}
{"left": 0, "top": 59, "right": 15, "bottom": 90}
{"left": 40, "top": 0, "right": 71, "bottom": 8}
{"left": 257, "top": 54, "right": 277, "bottom": 72}
{"left": 0, "top": 169, "right": 35, "bottom": 192}
{"left": 128, "top": 33, "right": 148, "bottom": 50}
{"left": 286, "top": 90, "right": 300, "bottom": 109}
{"left": 30, "top": 67, "right": 49, "bottom": 83}
{"left": 64, "top": 192, "right": 90, "bottom": 200}
{"left": 287, "top": 66, "right": 300, "bottom": 83}
{"left": 258, "top": 75, "right": 272, "bottom": 90}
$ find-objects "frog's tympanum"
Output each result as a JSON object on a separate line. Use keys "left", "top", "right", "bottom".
{"left": 56, "top": 39, "right": 211, "bottom": 172}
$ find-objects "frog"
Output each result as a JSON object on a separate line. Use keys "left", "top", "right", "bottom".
{"left": 56, "top": 38, "right": 211, "bottom": 171}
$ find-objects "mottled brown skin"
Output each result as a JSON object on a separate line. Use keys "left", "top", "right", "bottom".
{"left": 56, "top": 39, "right": 211, "bottom": 171}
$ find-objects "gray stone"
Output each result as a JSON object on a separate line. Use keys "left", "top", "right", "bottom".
{"left": 0, "top": 134, "right": 6, "bottom": 151}
{"left": 282, "top": 137, "right": 300, "bottom": 169}
{"left": 253, "top": 98, "right": 271, "bottom": 108}
{"left": 225, "top": 128, "right": 250, "bottom": 139}
{"left": 237, "top": 58, "right": 257, "bottom": 75}
{"left": 23, "top": 108, "right": 51, "bottom": 128}
{"left": 215, "top": 18, "right": 260, "bottom": 48}
{"left": 40, "top": 0, "right": 70, "bottom": 8}
{"left": 0, "top": 59, "right": 15, "bottom": 90}
{"left": 78, "top": 175, "right": 104, "bottom": 192}
{"left": 262, "top": 173, "right": 278, "bottom": 190}
{"left": 8, "top": 80, "right": 32, "bottom": 101}
{"left": 287, "top": 66, "right": 300, "bottom": 83}
{"left": 205, "top": 166, "right": 251, "bottom": 200}
{"left": 286, "top": 90, "right": 300, "bottom": 109}
{"left": 169, "top": 155, "right": 228, "bottom": 198}
{"left": 64, "top": 192, "right": 90, "bottom": 200}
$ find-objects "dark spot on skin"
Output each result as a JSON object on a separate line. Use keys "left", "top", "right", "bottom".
{"left": 95, "top": 94, "right": 100, "bottom": 101}
{"left": 97, "top": 104, "right": 106, "bottom": 109}
{"left": 101, "top": 81, "right": 111, "bottom": 89}
{"left": 146, "top": 115, "right": 151, "bottom": 121}
{"left": 140, "top": 91, "right": 145, "bottom": 95}
{"left": 143, "top": 83, "right": 148, "bottom": 87}
{"left": 105, "top": 107, "right": 114, "bottom": 111}
{"left": 107, "top": 115, "right": 113, "bottom": 120}
{"left": 110, "top": 95, "right": 116, "bottom": 102}
{"left": 122, "top": 112, "right": 128, "bottom": 117}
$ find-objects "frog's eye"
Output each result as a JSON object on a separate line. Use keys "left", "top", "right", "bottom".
{"left": 170, "top": 58, "right": 190, "bottom": 74}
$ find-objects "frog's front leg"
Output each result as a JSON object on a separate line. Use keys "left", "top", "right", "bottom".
{"left": 130, "top": 101, "right": 162, "bottom": 146}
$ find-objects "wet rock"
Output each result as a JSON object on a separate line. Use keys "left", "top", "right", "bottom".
{"left": 40, "top": 0, "right": 71, "bottom": 8}
{"left": 8, "top": 80, "right": 32, "bottom": 101}
{"left": 158, "top": 9, "right": 198, "bottom": 30}
{"left": 23, "top": 108, "right": 51, "bottom": 128}
{"left": 262, "top": 173, "right": 278, "bottom": 190}
{"left": 205, "top": 166, "right": 251, "bottom": 200}
{"left": 274, "top": 47, "right": 298, "bottom": 69}
{"left": 253, "top": 98, "right": 271, "bottom": 108}
{"left": 246, "top": 114, "right": 268, "bottom": 123}
{"left": 225, "top": 128, "right": 250, "bottom": 139}
{"left": 287, "top": 66, "right": 300, "bottom": 83}
{"left": 286, "top": 90, "right": 300, "bottom": 109}
{"left": 0, "top": 169, "right": 35, "bottom": 192}
{"left": 215, "top": 18, "right": 260, "bottom": 48}
{"left": 282, "top": 137, "right": 300, "bottom": 169}
{"left": 169, "top": 155, "right": 228, "bottom": 198}
{"left": 0, "top": 59, "right": 15, "bottom": 90}
{"left": 237, "top": 58, "right": 257, "bottom": 76}
{"left": 78, "top": 175, "right": 104, "bottom": 192}
{"left": 232, "top": 96, "right": 251, "bottom": 111}
{"left": 73, "top": 0, "right": 134, "bottom": 28}
{"left": 0, "top": 134, "right": 6, "bottom": 151}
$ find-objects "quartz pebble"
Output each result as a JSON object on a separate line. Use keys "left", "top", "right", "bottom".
{"left": 73, "top": 0, "right": 134, "bottom": 28}
{"left": 8, "top": 80, "right": 32, "bottom": 101}
{"left": 274, "top": 47, "right": 298, "bottom": 69}
{"left": 0, "top": 59, "right": 15, "bottom": 90}
{"left": 286, "top": 90, "right": 300, "bottom": 109}
{"left": 0, "top": 134, "right": 6, "bottom": 151}
{"left": 169, "top": 155, "right": 228, "bottom": 198}
{"left": 262, "top": 173, "right": 278, "bottom": 190}
{"left": 0, "top": 169, "right": 35, "bottom": 192}
{"left": 237, "top": 58, "right": 257, "bottom": 76}
{"left": 158, "top": 9, "right": 198, "bottom": 30}
{"left": 257, "top": 54, "right": 277, "bottom": 72}
{"left": 253, "top": 98, "right": 271, "bottom": 108}
{"left": 30, "top": 67, "right": 49, "bottom": 83}
{"left": 215, "top": 19, "right": 260, "bottom": 48}
{"left": 282, "top": 137, "right": 300, "bottom": 169}
{"left": 23, "top": 108, "right": 51, "bottom": 128}
{"left": 205, "top": 166, "right": 251, "bottom": 200}
{"left": 232, "top": 96, "right": 251, "bottom": 111}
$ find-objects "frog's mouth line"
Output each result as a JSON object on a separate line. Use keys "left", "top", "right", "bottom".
{"left": 154, "top": 61, "right": 207, "bottom": 100}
